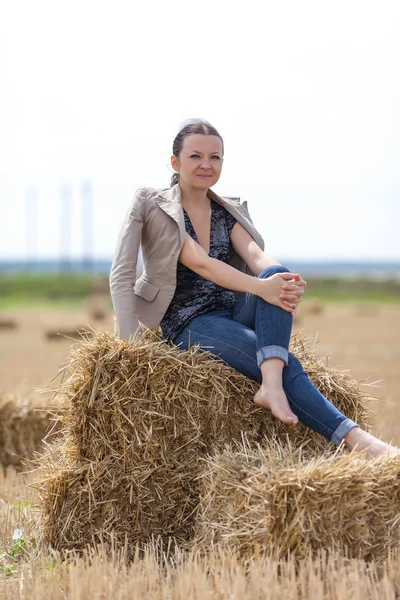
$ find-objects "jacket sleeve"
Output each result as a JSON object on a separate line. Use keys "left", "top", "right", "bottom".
{"left": 109, "top": 187, "right": 147, "bottom": 341}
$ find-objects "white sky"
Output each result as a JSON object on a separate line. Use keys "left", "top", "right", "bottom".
{"left": 0, "top": 0, "right": 399, "bottom": 261}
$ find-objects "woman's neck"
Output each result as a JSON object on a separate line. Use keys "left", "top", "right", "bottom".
{"left": 178, "top": 181, "right": 210, "bottom": 211}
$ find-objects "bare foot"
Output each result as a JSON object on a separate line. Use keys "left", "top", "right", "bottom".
{"left": 344, "top": 428, "right": 400, "bottom": 459}
{"left": 254, "top": 385, "right": 298, "bottom": 425}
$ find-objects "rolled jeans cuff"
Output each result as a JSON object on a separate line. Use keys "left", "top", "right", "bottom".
{"left": 331, "top": 418, "right": 359, "bottom": 445}
{"left": 256, "top": 345, "right": 289, "bottom": 368}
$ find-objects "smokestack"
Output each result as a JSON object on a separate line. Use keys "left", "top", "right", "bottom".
{"left": 26, "top": 187, "right": 37, "bottom": 271}
{"left": 60, "top": 183, "right": 72, "bottom": 271}
{"left": 81, "top": 180, "right": 93, "bottom": 273}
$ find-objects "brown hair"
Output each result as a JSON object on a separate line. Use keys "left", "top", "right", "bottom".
{"left": 170, "top": 118, "right": 224, "bottom": 186}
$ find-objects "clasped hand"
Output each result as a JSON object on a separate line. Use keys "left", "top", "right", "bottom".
{"left": 259, "top": 272, "right": 306, "bottom": 315}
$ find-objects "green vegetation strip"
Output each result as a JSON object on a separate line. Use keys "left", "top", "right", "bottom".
{"left": 0, "top": 273, "right": 399, "bottom": 308}
{"left": 0, "top": 273, "right": 97, "bottom": 299}
{"left": 303, "top": 277, "right": 400, "bottom": 304}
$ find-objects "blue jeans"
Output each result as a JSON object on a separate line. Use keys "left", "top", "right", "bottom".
{"left": 172, "top": 265, "right": 359, "bottom": 445}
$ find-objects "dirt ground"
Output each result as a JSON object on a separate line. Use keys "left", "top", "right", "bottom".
{"left": 0, "top": 300, "right": 399, "bottom": 443}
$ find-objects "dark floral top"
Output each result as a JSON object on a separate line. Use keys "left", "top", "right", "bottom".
{"left": 160, "top": 199, "right": 237, "bottom": 342}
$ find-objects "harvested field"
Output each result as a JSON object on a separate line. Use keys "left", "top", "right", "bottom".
{"left": 1, "top": 544, "right": 400, "bottom": 599}
{"left": 0, "top": 301, "right": 400, "bottom": 597}
{"left": 0, "top": 306, "right": 115, "bottom": 403}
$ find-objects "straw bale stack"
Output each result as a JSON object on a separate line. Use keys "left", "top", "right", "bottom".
{"left": 301, "top": 299, "right": 325, "bottom": 315}
{"left": 36, "top": 328, "right": 376, "bottom": 558}
{"left": 195, "top": 441, "right": 400, "bottom": 562}
{"left": 0, "top": 394, "right": 61, "bottom": 471}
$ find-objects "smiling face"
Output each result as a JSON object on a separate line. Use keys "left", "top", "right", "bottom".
{"left": 171, "top": 134, "right": 224, "bottom": 190}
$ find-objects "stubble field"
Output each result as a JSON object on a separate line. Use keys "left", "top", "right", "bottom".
{"left": 0, "top": 298, "right": 399, "bottom": 598}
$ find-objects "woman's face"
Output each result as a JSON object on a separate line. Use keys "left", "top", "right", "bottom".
{"left": 171, "top": 134, "right": 223, "bottom": 189}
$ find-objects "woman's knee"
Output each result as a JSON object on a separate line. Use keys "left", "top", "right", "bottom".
{"left": 258, "top": 265, "right": 290, "bottom": 279}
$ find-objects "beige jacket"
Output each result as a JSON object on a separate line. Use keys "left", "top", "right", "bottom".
{"left": 109, "top": 183, "right": 265, "bottom": 341}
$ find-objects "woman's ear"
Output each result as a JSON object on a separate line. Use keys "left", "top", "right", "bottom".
{"left": 170, "top": 154, "right": 179, "bottom": 172}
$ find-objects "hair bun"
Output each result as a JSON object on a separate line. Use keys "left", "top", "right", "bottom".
{"left": 170, "top": 172, "right": 180, "bottom": 187}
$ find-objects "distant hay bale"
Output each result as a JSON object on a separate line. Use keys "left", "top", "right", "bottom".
{"left": 195, "top": 441, "right": 400, "bottom": 562}
{"left": 0, "top": 318, "right": 18, "bottom": 330}
{"left": 35, "top": 328, "right": 375, "bottom": 558}
{"left": 45, "top": 327, "right": 93, "bottom": 341}
{"left": 0, "top": 394, "right": 61, "bottom": 471}
{"left": 293, "top": 313, "right": 303, "bottom": 326}
{"left": 90, "top": 278, "right": 110, "bottom": 295}
{"left": 86, "top": 293, "right": 109, "bottom": 321}
{"left": 89, "top": 307, "right": 108, "bottom": 321}
{"left": 301, "top": 299, "right": 325, "bottom": 315}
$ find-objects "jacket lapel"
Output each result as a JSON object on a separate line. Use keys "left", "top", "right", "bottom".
{"left": 156, "top": 184, "right": 265, "bottom": 251}
{"left": 155, "top": 185, "right": 186, "bottom": 246}
{"left": 207, "top": 189, "right": 265, "bottom": 251}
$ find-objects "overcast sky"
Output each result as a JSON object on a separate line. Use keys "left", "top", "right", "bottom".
{"left": 1, "top": 0, "right": 399, "bottom": 262}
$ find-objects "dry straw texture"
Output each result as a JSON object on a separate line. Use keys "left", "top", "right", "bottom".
{"left": 196, "top": 440, "right": 400, "bottom": 562}
{"left": 3, "top": 545, "right": 400, "bottom": 599}
{"left": 36, "top": 328, "right": 382, "bottom": 560}
{"left": 0, "top": 393, "right": 60, "bottom": 471}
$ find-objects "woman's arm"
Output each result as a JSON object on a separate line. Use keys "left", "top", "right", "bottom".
{"left": 230, "top": 222, "right": 280, "bottom": 275}
{"left": 178, "top": 233, "right": 300, "bottom": 313}
{"left": 230, "top": 222, "right": 306, "bottom": 310}
{"left": 109, "top": 188, "right": 146, "bottom": 341}
{"left": 179, "top": 233, "right": 265, "bottom": 296}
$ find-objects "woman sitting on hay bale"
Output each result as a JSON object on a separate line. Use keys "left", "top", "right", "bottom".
{"left": 110, "top": 118, "right": 398, "bottom": 460}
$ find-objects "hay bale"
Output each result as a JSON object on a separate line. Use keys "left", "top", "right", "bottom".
{"left": 57, "top": 330, "right": 373, "bottom": 462}
{"left": 301, "top": 299, "right": 325, "bottom": 315}
{"left": 195, "top": 441, "right": 400, "bottom": 562}
{"left": 35, "top": 328, "right": 374, "bottom": 558}
{"left": 45, "top": 327, "right": 92, "bottom": 341}
{"left": 37, "top": 448, "right": 198, "bottom": 555}
{"left": 0, "top": 318, "right": 18, "bottom": 330}
{"left": 89, "top": 307, "right": 108, "bottom": 321}
{"left": 0, "top": 394, "right": 61, "bottom": 471}
{"left": 86, "top": 293, "right": 109, "bottom": 321}
{"left": 292, "top": 313, "right": 302, "bottom": 326}
{"left": 90, "top": 278, "right": 110, "bottom": 295}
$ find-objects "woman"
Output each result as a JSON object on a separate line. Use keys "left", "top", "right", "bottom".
{"left": 110, "top": 118, "right": 398, "bottom": 459}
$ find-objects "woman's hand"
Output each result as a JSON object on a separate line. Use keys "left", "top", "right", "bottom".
{"left": 257, "top": 273, "right": 306, "bottom": 314}
{"left": 279, "top": 273, "right": 306, "bottom": 314}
